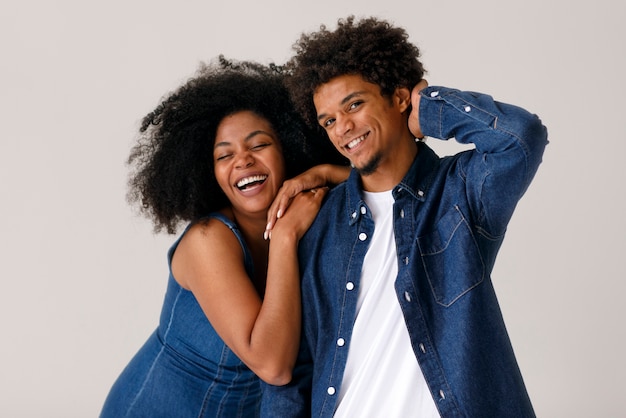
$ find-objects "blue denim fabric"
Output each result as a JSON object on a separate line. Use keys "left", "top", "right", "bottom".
{"left": 101, "top": 213, "right": 261, "bottom": 418}
{"left": 261, "top": 87, "right": 548, "bottom": 417}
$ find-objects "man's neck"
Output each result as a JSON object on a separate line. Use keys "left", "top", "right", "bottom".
{"left": 360, "top": 140, "right": 418, "bottom": 192}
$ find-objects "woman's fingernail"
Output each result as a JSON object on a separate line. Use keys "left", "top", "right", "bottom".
{"left": 277, "top": 210, "right": 283, "bottom": 218}
{"left": 263, "top": 230, "right": 269, "bottom": 240}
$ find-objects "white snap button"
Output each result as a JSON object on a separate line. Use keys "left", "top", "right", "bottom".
{"left": 328, "top": 387, "right": 336, "bottom": 395}
{"left": 439, "top": 390, "right": 446, "bottom": 399}
{"left": 359, "top": 233, "right": 367, "bottom": 241}
{"left": 400, "top": 209, "right": 405, "bottom": 218}
{"left": 419, "top": 343, "right": 426, "bottom": 353}
{"left": 351, "top": 211, "right": 357, "bottom": 219}
{"left": 337, "top": 338, "right": 345, "bottom": 346}
{"left": 464, "top": 105, "right": 471, "bottom": 112}
{"left": 346, "top": 282, "right": 355, "bottom": 291}
{"left": 404, "top": 291, "right": 411, "bottom": 302}
{"left": 360, "top": 206, "right": 366, "bottom": 214}
{"left": 404, "top": 257, "right": 409, "bottom": 265}
{"left": 430, "top": 91, "right": 439, "bottom": 97}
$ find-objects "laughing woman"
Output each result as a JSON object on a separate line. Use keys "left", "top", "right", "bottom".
{"left": 100, "top": 57, "right": 348, "bottom": 418}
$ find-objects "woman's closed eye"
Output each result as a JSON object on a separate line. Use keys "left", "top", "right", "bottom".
{"left": 215, "top": 153, "right": 233, "bottom": 161}
{"left": 250, "top": 143, "right": 271, "bottom": 151}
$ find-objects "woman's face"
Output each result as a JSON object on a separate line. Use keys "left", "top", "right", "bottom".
{"left": 213, "top": 110, "right": 286, "bottom": 218}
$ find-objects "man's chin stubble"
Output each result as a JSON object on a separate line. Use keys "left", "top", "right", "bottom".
{"left": 355, "top": 153, "right": 382, "bottom": 176}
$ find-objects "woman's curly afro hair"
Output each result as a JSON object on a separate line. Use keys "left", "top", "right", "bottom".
{"left": 285, "top": 16, "right": 426, "bottom": 130}
{"left": 127, "top": 56, "right": 344, "bottom": 234}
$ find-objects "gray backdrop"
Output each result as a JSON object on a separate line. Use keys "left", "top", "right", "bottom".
{"left": 2, "top": 0, "right": 624, "bottom": 416}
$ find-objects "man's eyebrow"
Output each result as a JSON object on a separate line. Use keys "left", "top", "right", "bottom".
{"left": 317, "top": 91, "right": 366, "bottom": 122}
{"left": 214, "top": 130, "right": 274, "bottom": 148}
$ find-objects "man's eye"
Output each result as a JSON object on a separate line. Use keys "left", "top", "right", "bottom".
{"left": 323, "top": 118, "right": 335, "bottom": 128}
{"left": 349, "top": 101, "right": 363, "bottom": 110}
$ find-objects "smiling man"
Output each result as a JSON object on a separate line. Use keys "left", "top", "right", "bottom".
{"left": 314, "top": 74, "right": 416, "bottom": 189}
{"left": 261, "top": 16, "right": 548, "bottom": 418}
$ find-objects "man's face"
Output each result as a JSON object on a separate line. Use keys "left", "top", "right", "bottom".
{"left": 313, "top": 74, "right": 411, "bottom": 178}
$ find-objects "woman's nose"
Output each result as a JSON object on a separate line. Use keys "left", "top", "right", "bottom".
{"left": 234, "top": 152, "right": 255, "bottom": 169}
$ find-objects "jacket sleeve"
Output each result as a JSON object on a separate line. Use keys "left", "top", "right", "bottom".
{"left": 261, "top": 337, "right": 313, "bottom": 417}
{"left": 418, "top": 86, "right": 548, "bottom": 236}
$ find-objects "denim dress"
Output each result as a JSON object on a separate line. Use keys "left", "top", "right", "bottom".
{"left": 101, "top": 213, "right": 261, "bottom": 418}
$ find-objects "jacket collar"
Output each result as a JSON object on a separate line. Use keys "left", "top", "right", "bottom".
{"left": 345, "top": 141, "right": 440, "bottom": 224}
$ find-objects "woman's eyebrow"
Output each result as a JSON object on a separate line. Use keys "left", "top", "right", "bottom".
{"left": 214, "top": 130, "right": 275, "bottom": 149}
{"left": 244, "top": 130, "right": 275, "bottom": 141}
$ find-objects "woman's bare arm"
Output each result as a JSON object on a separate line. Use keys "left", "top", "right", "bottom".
{"left": 171, "top": 189, "right": 327, "bottom": 385}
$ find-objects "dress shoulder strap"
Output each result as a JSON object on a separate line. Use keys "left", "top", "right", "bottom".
{"left": 166, "top": 213, "right": 255, "bottom": 278}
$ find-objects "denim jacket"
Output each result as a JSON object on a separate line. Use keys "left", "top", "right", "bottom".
{"left": 261, "top": 87, "right": 548, "bottom": 417}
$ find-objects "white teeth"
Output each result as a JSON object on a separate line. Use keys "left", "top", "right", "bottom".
{"left": 346, "top": 134, "right": 366, "bottom": 150}
{"left": 237, "top": 175, "right": 267, "bottom": 188}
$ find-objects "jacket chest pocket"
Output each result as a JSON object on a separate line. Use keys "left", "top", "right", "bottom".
{"left": 417, "top": 205, "right": 485, "bottom": 307}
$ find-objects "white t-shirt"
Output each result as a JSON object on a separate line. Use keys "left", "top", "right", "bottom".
{"left": 334, "top": 190, "right": 440, "bottom": 418}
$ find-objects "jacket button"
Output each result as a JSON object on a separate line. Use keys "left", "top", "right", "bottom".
{"left": 337, "top": 338, "right": 345, "bottom": 346}
{"left": 404, "top": 291, "right": 411, "bottom": 302}
{"left": 359, "top": 233, "right": 367, "bottom": 241}
{"left": 360, "top": 206, "right": 367, "bottom": 214}
{"left": 419, "top": 343, "right": 426, "bottom": 353}
{"left": 346, "top": 282, "right": 355, "bottom": 291}
{"left": 439, "top": 390, "right": 446, "bottom": 400}
{"left": 327, "top": 387, "right": 336, "bottom": 395}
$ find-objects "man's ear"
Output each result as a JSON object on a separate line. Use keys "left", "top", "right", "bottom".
{"left": 395, "top": 87, "right": 411, "bottom": 113}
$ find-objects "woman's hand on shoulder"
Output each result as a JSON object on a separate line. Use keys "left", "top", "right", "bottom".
{"left": 265, "top": 164, "right": 349, "bottom": 239}
{"left": 269, "top": 187, "right": 328, "bottom": 242}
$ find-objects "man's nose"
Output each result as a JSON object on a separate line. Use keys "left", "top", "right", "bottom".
{"left": 335, "top": 114, "right": 354, "bottom": 137}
